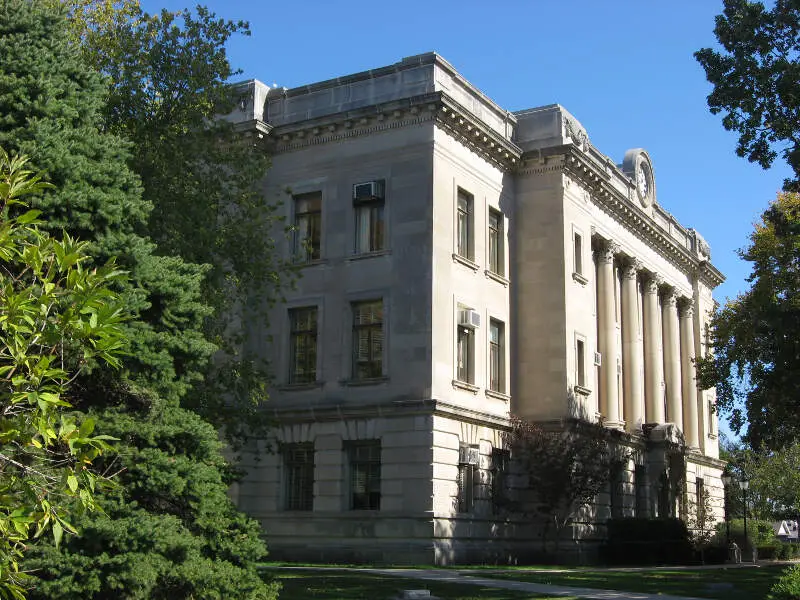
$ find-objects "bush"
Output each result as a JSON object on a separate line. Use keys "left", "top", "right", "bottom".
{"left": 778, "top": 544, "right": 791, "bottom": 560}
{"left": 769, "top": 565, "right": 800, "bottom": 600}
{"left": 715, "top": 518, "right": 777, "bottom": 549}
{"left": 602, "top": 518, "right": 694, "bottom": 565}
{"left": 759, "top": 544, "right": 781, "bottom": 560}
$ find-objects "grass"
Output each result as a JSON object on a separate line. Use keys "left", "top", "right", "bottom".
{"left": 266, "top": 570, "right": 573, "bottom": 600}
{"left": 480, "top": 564, "right": 788, "bottom": 599}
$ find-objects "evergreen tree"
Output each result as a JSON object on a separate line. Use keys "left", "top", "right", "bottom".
{"left": 0, "top": 2, "right": 276, "bottom": 597}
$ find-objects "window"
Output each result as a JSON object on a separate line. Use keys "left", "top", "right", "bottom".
{"left": 352, "top": 300, "right": 383, "bottom": 379}
{"left": 283, "top": 443, "right": 314, "bottom": 511}
{"left": 488, "top": 208, "right": 504, "bottom": 275}
{"left": 456, "top": 188, "right": 473, "bottom": 260}
{"left": 348, "top": 441, "right": 381, "bottom": 510}
{"left": 696, "top": 477, "right": 706, "bottom": 523}
{"left": 456, "top": 323, "right": 475, "bottom": 384}
{"left": 490, "top": 448, "right": 509, "bottom": 514}
{"left": 288, "top": 307, "right": 318, "bottom": 384}
{"left": 293, "top": 192, "right": 322, "bottom": 262}
{"left": 489, "top": 319, "right": 505, "bottom": 393}
{"left": 573, "top": 231, "right": 583, "bottom": 275}
{"left": 354, "top": 195, "right": 385, "bottom": 254}
{"left": 457, "top": 462, "right": 476, "bottom": 513}
{"left": 576, "top": 338, "right": 586, "bottom": 388}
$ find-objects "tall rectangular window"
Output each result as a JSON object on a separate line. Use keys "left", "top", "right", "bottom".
{"left": 491, "top": 448, "right": 510, "bottom": 514}
{"left": 293, "top": 192, "right": 322, "bottom": 262}
{"left": 348, "top": 441, "right": 381, "bottom": 510}
{"left": 488, "top": 208, "right": 504, "bottom": 276}
{"left": 489, "top": 319, "right": 505, "bottom": 393}
{"left": 283, "top": 443, "right": 314, "bottom": 511}
{"left": 696, "top": 477, "right": 706, "bottom": 523}
{"left": 457, "top": 462, "right": 475, "bottom": 513}
{"left": 576, "top": 338, "right": 586, "bottom": 388}
{"left": 456, "top": 188, "right": 473, "bottom": 261}
{"left": 352, "top": 300, "right": 383, "bottom": 379}
{"left": 574, "top": 231, "right": 583, "bottom": 275}
{"left": 289, "top": 307, "right": 318, "bottom": 384}
{"left": 355, "top": 200, "right": 385, "bottom": 254}
{"left": 456, "top": 324, "right": 474, "bottom": 384}
{"left": 635, "top": 464, "right": 647, "bottom": 517}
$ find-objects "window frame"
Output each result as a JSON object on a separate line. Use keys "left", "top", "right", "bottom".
{"left": 351, "top": 299, "right": 384, "bottom": 380}
{"left": 456, "top": 322, "right": 475, "bottom": 385}
{"left": 457, "top": 461, "right": 476, "bottom": 514}
{"left": 488, "top": 318, "right": 505, "bottom": 393}
{"left": 488, "top": 208, "right": 504, "bottom": 276}
{"left": 347, "top": 440, "right": 381, "bottom": 510}
{"left": 282, "top": 443, "right": 315, "bottom": 511}
{"left": 490, "top": 448, "right": 510, "bottom": 515}
{"left": 288, "top": 306, "right": 318, "bottom": 384}
{"left": 456, "top": 188, "right": 474, "bottom": 261}
{"left": 293, "top": 191, "right": 322, "bottom": 262}
{"left": 354, "top": 199, "right": 386, "bottom": 254}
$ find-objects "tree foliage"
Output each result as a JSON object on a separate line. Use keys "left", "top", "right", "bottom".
{"left": 0, "top": 2, "right": 277, "bottom": 597}
{"left": 501, "top": 417, "right": 619, "bottom": 552}
{"left": 698, "top": 192, "right": 800, "bottom": 450}
{"left": 0, "top": 149, "right": 127, "bottom": 599}
{"left": 65, "top": 1, "right": 294, "bottom": 444}
{"left": 696, "top": 0, "right": 800, "bottom": 190}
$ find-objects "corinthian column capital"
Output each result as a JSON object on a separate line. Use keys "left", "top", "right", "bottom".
{"left": 662, "top": 287, "right": 678, "bottom": 307}
{"left": 643, "top": 272, "right": 663, "bottom": 295}
{"left": 595, "top": 239, "right": 619, "bottom": 265}
{"left": 621, "top": 258, "right": 641, "bottom": 281}
{"left": 679, "top": 297, "right": 695, "bottom": 318}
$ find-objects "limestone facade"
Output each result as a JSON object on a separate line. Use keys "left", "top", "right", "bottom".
{"left": 229, "top": 53, "right": 726, "bottom": 564}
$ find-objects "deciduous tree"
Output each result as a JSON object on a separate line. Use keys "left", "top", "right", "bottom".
{"left": 697, "top": 192, "right": 800, "bottom": 450}
{"left": 696, "top": 0, "right": 800, "bottom": 190}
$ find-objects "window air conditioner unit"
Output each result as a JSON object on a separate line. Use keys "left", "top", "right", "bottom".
{"left": 458, "top": 309, "right": 481, "bottom": 329}
{"left": 593, "top": 351, "right": 602, "bottom": 367}
{"left": 353, "top": 180, "right": 385, "bottom": 204}
{"left": 459, "top": 446, "right": 480, "bottom": 466}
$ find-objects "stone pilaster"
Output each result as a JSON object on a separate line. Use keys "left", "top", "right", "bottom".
{"left": 596, "top": 240, "right": 622, "bottom": 429}
{"left": 643, "top": 274, "right": 665, "bottom": 424}
{"left": 661, "top": 288, "right": 682, "bottom": 428}
{"left": 621, "top": 260, "right": 643, "bottom": 432}
{"left": 679, "top": 299, "right": 700, "bottom": 448}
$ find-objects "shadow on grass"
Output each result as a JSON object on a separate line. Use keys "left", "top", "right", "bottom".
{"left": 484, "top": 565, "right": 787, "bottom": 599}
{"left": 270, "top": 571, "right": 571, "bottom": 600}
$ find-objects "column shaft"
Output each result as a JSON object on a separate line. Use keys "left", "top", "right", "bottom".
{"left": 662, "top": 289, "right": 682, "bottom": 427}
{"left": 643, "top": 275, "right": 665, "bottom": 423}
{"left": 621, "top": 261, "right": 644, "bottom": 431}
{"left": 680, "top": 300, "right": 700, "bottom": 448}
{"left": 596, "top": 242, "right": 621, "bottom": 428}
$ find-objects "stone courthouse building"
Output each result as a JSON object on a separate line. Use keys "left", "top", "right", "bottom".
{"left": 227, "top": 53, "right": 726, "bottom": 564}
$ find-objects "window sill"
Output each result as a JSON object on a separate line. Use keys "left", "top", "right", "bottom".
{"left": 347, "top": 249, "right": 391, "bottom": 262}
{"left": 572, "top": 272, "right": 588, "bottom": 285}
{"left": 573, "top": 384, "right": 592, "bottom": 396}
{"left": 294, "top": 258, "right": 328, "bottom": 269}
{"left": 341, "top": 376, "right": 389, "bottom": 387}
{"left": 452, "top": 379, "right": 479, "bottom": 394}
{"left": 452, "top": 253, "right": 479, "bottom": 271}
{"left": 485, "top": 270, "right": 509, "bottom": 287}
{"left": 278, "top": 381, "right": 324, "bottom": 391}
{"left": 485, "top": 389, "right": 510, "bottom": 401}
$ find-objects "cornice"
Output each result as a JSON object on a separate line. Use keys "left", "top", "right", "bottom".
{"left": 520, "top": 146, "right": 725, "bottom": 287}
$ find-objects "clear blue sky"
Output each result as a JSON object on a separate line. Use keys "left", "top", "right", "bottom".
{"left": 138, "top": 0, "right": 790, "bottom": 305}
{"left": 143, "top": 0, "right": 786, "bottom": 438}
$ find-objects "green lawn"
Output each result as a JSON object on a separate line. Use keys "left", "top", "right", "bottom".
{"left": 267, "top": 571, "right": 572, "bottom": 600}
{"left": 481, "top": 564, "right": 787, "bottom": 599}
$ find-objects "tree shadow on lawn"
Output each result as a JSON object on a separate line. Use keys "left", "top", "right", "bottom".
{"left": 271, "top": 572, "right": 571, "bottom": 600}
{"left": 485, "top": 565, "right": 786, "bottom": 599}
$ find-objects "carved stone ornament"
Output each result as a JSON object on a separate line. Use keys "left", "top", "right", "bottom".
{"left": 621, "top": 149, "right": 656, "bottom": 209}
{"left": 643, "top": 272, "right": 663, "bottom": 295}
{"left": 564, "top": 115, "right": 589, "bottom": 152}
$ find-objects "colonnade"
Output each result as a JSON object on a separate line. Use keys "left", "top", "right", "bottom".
{"left": 594, "top": 238, "right": 700, "bottom": 448}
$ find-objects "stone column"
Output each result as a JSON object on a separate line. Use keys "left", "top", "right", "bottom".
{"left": 643, "top": 274, "right": 665, "bottom": 423}
{"left": 661, "top": 288, "right": 682, "bottom": 428}
{"left": 596, "top": 240, "right": 622, "bottom": 428}
{"left": 679, "top": 299, "right": 700, "bottom": 448}
{"left": 621, "top": 260, "right": 644, "bottom": 432}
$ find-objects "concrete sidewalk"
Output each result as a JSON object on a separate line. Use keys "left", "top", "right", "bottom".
{"left": 280, "top": 566, "right": 711, "bottom": 599}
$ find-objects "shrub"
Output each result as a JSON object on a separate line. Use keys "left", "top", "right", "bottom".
{"left": 769, "top": 565, "right": 800, "bottom": 600}
{"left": 602, "top": 518, "right": 694, "bottom": 565}
{"left": 758, "top": 544, "right": 780, "bottom": 560}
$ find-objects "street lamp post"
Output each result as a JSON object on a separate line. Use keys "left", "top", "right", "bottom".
{"left": 739, "top": 478, "right": 750, "bottom": 561}
{"left": 721, "top": 474, "right": 732, "bottom": 546}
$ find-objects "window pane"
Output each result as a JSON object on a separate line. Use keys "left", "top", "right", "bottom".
{"left": 355, "top": 202, "right": 385, "bottom": 253}
{"left": 289, "top": 307, "right": 318, "bottom": 384}
{"left": 294, "top": 192, "right": 322, "bottom": 261}
{"left": 457, "top": 189, "right": 473, "bottom": 260}
{"left": 574, "top": 232, "right": 583, "bottom": 274}
{"left": 353, "top": 300, "right": 383, "bottom": 379}
{"left": 489, "top": 209, "right": 503, "bottom": 275}
{"left": 284, "top": 443, "right": 314, "bottom": 511}
{"left": 489, "top": 319, "right": 504, "bottom": 392}
{"left": 349, "top": 441, "right": 381, "bottom": 510}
